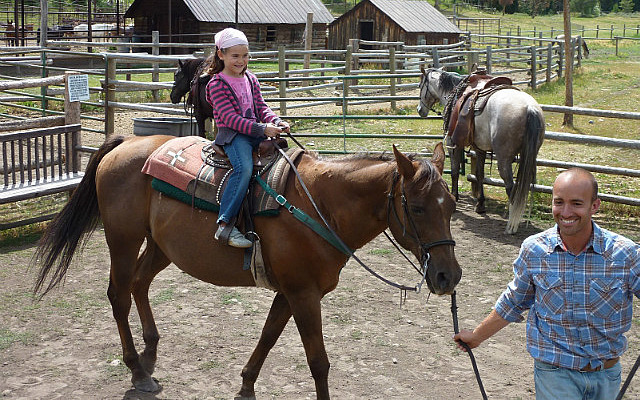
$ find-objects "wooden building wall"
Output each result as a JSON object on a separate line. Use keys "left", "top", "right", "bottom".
{"left": 129, "top": 7, "right": 328, "bottom": 52}
{"left": 328, "top": 1, "right": 460, "bottom": 49}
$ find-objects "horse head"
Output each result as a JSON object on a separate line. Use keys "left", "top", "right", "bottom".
{"left": 388, "top": 143, "right": 461, "bottom": 295}
{"left": 417, "top": 66, "right": 452, "bottom": 118}
{"left": 170, "top": 59, "right": 191, "bottom": 104}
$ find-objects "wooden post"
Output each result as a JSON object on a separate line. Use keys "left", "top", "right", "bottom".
{"left": 389, "top": 46, "right": 396, "bottom": 111}
{"left": 576, "top": 37, "right": 582, "bottom": 68}
{"left": 506, "top": 37, "right": 511, "bottom": 67}
{"left": 615, "top": 37, "right": 619, "bottom": 57}
{"left": 557, "top": 42, "right": 564, "bottom": 78}
{"left": 349, "top": 38, "right": 359, "bottom": 87}
{"left": 105, "top": 56, "right": 116, "bottom": 137}
{"left": 486, "top": 45, "right": 492, "bottom": 74}
{"left": 64, "top": 71, "right": 82, "bottom": 172}
{"left": 152, "top": 30, "right": 159, "bottom": 102}
{"left": 303, "top": 12, "right": 313, "bottom": 86}
{"left": 343, "top": 44, "right": 352, "bottom": 114}
{"left": 39, "top": 0, "right": 48, "bottom": 47}
{"left": 546, "top": 43, "right": 552, "bottom": 83}
{"left": 304, "top": 13, "right": 313, "bottom": 68}
{"left": 530, "top": 46, "right": 537, "bottom": 89}
{"left": 278, "top": 45, "right": 287, "bottom": 116}
{"left": 432, "top": 48, "right": 440, "bottom": 68}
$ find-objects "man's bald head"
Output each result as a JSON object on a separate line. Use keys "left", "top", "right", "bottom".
{"left": 554, "top": 168, "right": 598, "bottom": 202}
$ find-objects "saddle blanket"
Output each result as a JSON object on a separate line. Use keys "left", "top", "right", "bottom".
{"left": 141, "top": 136, "right": 303, "bottom": 216}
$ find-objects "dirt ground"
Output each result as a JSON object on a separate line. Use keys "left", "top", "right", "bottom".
{"left": 2, "top": 190, "right": 640, "bottom": 400}
{"left": 2, "top": 109, "right": 640, "bottom": 400}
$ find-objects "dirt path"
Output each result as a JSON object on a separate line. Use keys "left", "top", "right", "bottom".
{"left": 2, "top": 193, "right": 640, "bottom": 400}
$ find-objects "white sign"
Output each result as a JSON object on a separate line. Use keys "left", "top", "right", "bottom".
{"left": 67, "top": 74, "right": 90, "bottom": 102}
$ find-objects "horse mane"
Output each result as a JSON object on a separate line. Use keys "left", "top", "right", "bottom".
{"left": 323, "top": 152, "right": 440, "bottom": 188}
{"left": 438, "top": 70, "right": 464, "bottom": 94}
{"left": 184, "top": 57, "right": 207, "bottom": 79}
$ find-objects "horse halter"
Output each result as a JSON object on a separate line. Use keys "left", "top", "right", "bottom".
{"left": 419, "top": 69, "right": 440, "bottom": 115}
{"left": 386, "top": 171, "right": 455, "bottom": 290}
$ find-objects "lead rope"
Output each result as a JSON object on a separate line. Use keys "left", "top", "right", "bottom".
{"left": 451, "top": 291, "right": 488, "bottom": 400}
{"left": 616, "top": 353, "right": 640, "bottom": 400}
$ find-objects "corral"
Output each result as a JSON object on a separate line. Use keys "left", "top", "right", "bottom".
{"left": 2, "top": 18, "right": 640, "bottom": 400}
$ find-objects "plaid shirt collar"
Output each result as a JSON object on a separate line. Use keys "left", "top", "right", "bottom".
{"left": 545, "top": 222, "right": 605, "bottom": 256}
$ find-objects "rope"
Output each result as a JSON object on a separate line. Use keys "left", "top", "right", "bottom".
{"left": 451, "top": 291, "right": 488, "bottom": 400}
{"left": 616, "top": 352, "right": 640, "bottom": 400}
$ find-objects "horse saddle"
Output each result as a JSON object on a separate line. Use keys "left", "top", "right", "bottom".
{"left": 448, "top": 71, "right": 515, "bottom": 148}
{"left": 141, "top": 136, "right": 303, "bottom": 216}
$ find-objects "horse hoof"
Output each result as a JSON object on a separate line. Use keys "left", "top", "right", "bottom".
{"left": 133, "top": 376, "right": 161, "bottom": 393}
{"left": 234, "top": 395, "right": 256, "bottom": 400}
{"left": 475, "top": 206, "right": 486, "bottom": 214}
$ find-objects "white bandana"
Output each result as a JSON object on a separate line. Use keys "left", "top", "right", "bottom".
{"left": 214, "top": 28, "right": 249, "bottom": 50}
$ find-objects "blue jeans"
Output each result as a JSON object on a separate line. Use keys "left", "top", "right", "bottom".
{"left": 217, "top": 134, "right": 262, "bottom": 224}
{"left": 534, "top": 359, "right": 621, "bottom": 400}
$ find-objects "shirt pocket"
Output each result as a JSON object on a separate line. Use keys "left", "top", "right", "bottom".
{"left": 589, "top": 277, "right": 624, "bottom": 320}
{"left": 534, "top": 274, "right": 565, "bottom": 315}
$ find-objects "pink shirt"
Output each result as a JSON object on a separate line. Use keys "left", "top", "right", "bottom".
{"left": 219, "top": 72, "right": 254, "bottom": 121}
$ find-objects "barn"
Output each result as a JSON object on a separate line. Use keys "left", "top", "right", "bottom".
{"left": 124, "top": 0, "right": 335, "bottom": 52}
{"left": 328, "top": 0, "right": 462, "bottom": 49}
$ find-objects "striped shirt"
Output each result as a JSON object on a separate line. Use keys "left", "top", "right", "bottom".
{"left": 206, "top": 70, "right": 281, "bottom": 145}
{"left": 495, "top": 222, "right": 640, "bottom": 370}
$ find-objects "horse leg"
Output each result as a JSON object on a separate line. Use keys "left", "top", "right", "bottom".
{"left": 496, "top": 157, "right": 515, "bottom": 203}
{"left": 236, "top": 292, "right": 292, "bottom": 399}
{"left": 289, "top": 292, "right": 330, "bottom": 400}
{"left": 474, "top": 150, "right": 487, "bottom": 214}
{"left": 449, "top": 146, "right": 462, "bottom": 201}
{"left": 196, "top": 114, "right": 206, "bottom": 138}
{"left": 131, "top": 238, "right": 171, "bottom": 377}
{"left": 106, "top": 235, "right": 160, "bottom": 392}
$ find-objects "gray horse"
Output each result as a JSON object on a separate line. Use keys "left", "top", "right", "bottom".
{"left": 417, "top": 67, "right": 545, "bottom": 234}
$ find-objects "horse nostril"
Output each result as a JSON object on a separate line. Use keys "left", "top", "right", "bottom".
{"left": 436, "top": 271, "right": 450, "bottom": 290}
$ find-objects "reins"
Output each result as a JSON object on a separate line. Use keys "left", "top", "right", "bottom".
{"left": 616, "top": 352, "right": 640, "bottom": 400}
{"left": 271, "top": 139, "right": 453, "bottom": 294}
{"left": 451, "top": 291, "right": 488, "bottom": 399}
{"left": 274, "top": 136, "right": 492, "bottom": 399}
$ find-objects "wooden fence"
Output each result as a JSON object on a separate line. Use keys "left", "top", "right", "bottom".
{"left": 0, "top": 36, "right": 638, "bottom": 212}
{"left": 0, "top": 72, "right": 84, "bottom": 229}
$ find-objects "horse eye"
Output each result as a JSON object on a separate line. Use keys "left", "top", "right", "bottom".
{"left": 410, "top": 206, "right": 425, "bottom": 215}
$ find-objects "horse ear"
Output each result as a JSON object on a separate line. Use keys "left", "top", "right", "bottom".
{"left": 431, "top": 142, "right": 445, "bottom": 175}
{"left": 178, "top": 59, "right": 183, "bottom": 68}
{"left": 392, "top": 144, "right": 416, "bottom": 179}
{"left": 420, "top": 65, "right": 426, "bottom": 75}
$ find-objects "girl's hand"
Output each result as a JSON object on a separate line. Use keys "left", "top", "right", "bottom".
{"left": 264, "top": 123, "right": 282, "bottom": 138}
{"left": 278, "top": 121, "right": 290, "bottom": 133}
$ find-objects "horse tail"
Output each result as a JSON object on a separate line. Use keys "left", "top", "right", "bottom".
{"left": 506, "top": 106, "right": 544, "bottom": 234}
{"left": 33, "top": 135, "right": 125, "bottom": 297}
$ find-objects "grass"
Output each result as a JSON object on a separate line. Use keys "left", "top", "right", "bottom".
{"left": 2, "top": 10, "right": 639, "bottom": 241}
{"left": 0, "top": 328, "right": 35, "bottom": 350}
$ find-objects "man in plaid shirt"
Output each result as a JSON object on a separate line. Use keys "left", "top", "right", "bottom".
{"left": 454, "top": 168, "right": 640, "bottom": 400}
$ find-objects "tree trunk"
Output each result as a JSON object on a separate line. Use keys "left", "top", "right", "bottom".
{"left": 563, "top": 0, "right": 574, "bottom": 127}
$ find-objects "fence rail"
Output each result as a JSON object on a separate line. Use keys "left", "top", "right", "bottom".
{"left": 1, "top": 34, "right": 638, "bottom": 211}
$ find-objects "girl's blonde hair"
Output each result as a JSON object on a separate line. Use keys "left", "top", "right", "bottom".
{"left": 206, "top": 46, "right": 248, "bottom": 76}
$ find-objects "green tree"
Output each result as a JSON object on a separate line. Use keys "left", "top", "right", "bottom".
{"left": 619, "top": 0, "right": 634, "bottom": 11}
{"left": 519, "top": 0, "right": 552, "bottom": 16}
{"left": 571, "top": 0, "right": 600, "bottom": 16}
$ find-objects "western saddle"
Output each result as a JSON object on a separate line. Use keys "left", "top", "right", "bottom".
{"left": 444, "top": 69, "right": 516, "bottom": 149}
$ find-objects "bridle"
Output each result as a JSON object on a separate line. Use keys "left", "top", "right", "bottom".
{"left": 386, "top": 170, "right": 455, "bottom": 292}
{"left": 419, "top": 68, "right": 441, "bottom": 115}
{"left": 273, "top": 142, "right": 455, "bottom": 294}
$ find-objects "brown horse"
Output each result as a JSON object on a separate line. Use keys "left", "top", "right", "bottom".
{"left": 33, "top": 135, "right": 461, "bottom": 399}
